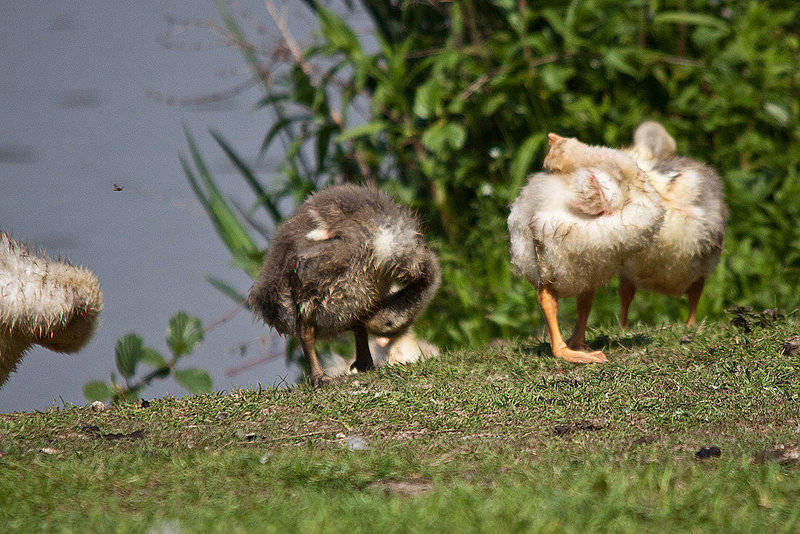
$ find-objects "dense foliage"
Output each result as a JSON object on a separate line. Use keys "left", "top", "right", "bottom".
{"left": 184, "top": 0, "right": 800, "bottom": 352}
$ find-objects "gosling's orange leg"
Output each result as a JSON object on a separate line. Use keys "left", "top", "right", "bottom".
{"left": 618, "top": 276, "right": 636, "bottom": 328}
{"left": 537, "top": 286, "right": 606, "bottom": 364}
{"left": 686, "top": 278, "right": 705, "bottom": 327}
{"left": 567, "top": 291, "right": 595, "bottom": 351}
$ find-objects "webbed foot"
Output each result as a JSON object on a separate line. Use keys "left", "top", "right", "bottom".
{"left": 309, "top": 373, "right": 334, "bottom": 387}
{"left": 554, "top": 346, "right": 607, "bottom": 364}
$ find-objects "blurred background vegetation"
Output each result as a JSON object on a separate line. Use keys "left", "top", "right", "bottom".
{"left": 181, "top": 0, "right": 800, "bottom": 355}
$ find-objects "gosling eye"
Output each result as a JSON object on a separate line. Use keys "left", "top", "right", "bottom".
{"left": 385, "top": 321, "right": 393, "bottom": 328}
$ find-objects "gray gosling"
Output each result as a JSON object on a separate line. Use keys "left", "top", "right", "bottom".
{"left": 247, "top": 185, "right": 440, "bottom": 386}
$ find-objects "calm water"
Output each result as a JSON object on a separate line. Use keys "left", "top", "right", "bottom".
{"left": 0, "top": 1, "right": 369, "bottom": 411}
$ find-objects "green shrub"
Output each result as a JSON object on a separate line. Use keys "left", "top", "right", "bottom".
{"left": 181, "top": 0, "right": 800, "bottom": 352}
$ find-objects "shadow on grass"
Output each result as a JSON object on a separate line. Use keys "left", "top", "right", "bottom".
{"left": 522, "top": 341, "right": 554, "bottom": 358}
{"left": 594, "top": 332, "right": 652, "bottom": 350}
{"left": 521, "top": 332, "right": 652, "bottom": 358}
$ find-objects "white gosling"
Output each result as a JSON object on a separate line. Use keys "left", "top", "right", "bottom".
{"left": 508, "top": 133, "right": 664, "bottom": 363}
{"left": 0, "top": 232, "right": 103, "bottom": 386}
{"left": 619, "top": 121, "right": 728, "bottom": 326}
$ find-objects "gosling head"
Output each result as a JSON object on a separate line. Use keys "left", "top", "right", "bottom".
{"left": 543, "top": 133, "right": 583, "bottom": 174}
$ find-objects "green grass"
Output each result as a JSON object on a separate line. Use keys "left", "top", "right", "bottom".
{"left": 2, "top": 315, "right": 800, "bottom": 532}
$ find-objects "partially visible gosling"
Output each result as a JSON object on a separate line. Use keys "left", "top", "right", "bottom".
{"left": 247, "top": 185, "right": 440, "bottom": 386}
{"left": 619, "top": 121, "right": 728, "bottom": 326}
{"left": 371, "top": 332, "right": 440, "bottom": 366}
{"left": 0, "top": 232, "right": 103, "bottom": 386}
{"left": 325, "top": 332, "right": 440, "bottom": 378}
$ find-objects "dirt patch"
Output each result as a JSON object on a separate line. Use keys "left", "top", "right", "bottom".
{"left": 552, "top": 420, "right": 606, "bottom": 437}
{"left": 368, "top": 478, "right": 433, "bottom": 496}
{"left": 727, "top": 306, "right": 783, "bottom": 334}
{"left": 755, "top": 441, "right": 800, "bottom": 465}
{"left": 79, "top": 422, "right": 145, "bottom": 441}
{"left": 630, "top": 435, "right": 657, "bottom": 448}
{"left": 782, "top": 336, "right": 800, "bottom": 357}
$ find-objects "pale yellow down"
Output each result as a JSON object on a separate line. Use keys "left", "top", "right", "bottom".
{"left": 0, "top": 232, "right": 103, "bottom": 386}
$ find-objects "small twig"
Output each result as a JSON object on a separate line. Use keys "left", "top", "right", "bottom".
{"left": 264, "top": 0, "right": 309, "bottom": 75}
{"left": 265, "top": 0, "right": 378, "bottom": 187}
{"left": 225, "top": 352, "right": 285, "bottom": 377}
{"left": 224, "top": 0, "right": 271, "bottom": 36}
{"left": 406, "top": 47, "right": 447, "bottom": 59}
{"left": 225, "top": 334, "right": 285, "bottom": 377}
{"left": 352, "top": 149, "right": 376, "bottom": 187}
{"left": 145, "top": 77, "right": 262, "bottom": 106}
{"left": 204, "top": 302, "right": 247, "bottom": 334}
{"left": 661, "top": 55, "right": 700, "bottom": 67}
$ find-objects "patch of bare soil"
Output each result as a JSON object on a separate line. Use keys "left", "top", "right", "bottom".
{"left": 755, "top": 441, "right": 800, "bottom": 465}
{"left": 79, "top": 422, "right": 145, "bottom": 441}
{"left": 552, "top": 419, "right": 606, "bottom": 437}
{"left": 368, "top": 478, "right": 434, "bottom": 496}
{"left": 630, "top": 435, "right": 657, "bottom": 448}
{"left": 782, "top": 336, "right": 800, "bottom": 357}
{"left": 727, "top": 306, "right": 783, "bottom": 334}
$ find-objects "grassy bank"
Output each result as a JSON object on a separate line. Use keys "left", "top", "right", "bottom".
{"left": 2, "top": 313, "right": 800, "bottom": 532}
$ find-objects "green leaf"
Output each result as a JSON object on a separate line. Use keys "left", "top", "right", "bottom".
{"left": 180, "top": 154, "right": 211, "bottom": 213}
{"left": 211, "top": 130, "right": 282, "bottom": 224}
{"left": 229, "top": 251, "right": 263, "bottom": 279}
{"left": 255, "top": 92, "right": 290, "bottom": 109}
{"left": 315, "top": 124, "right": 334, "bottom": 176}
{"left": 602, "top": 49, "right": 636, "bottom": 77}
{"left": 317, "top": 6, "right": 362, "bottom": 58}
{"left": 510, "top": 134, "right": 546, "bottom": 189}
{"left": 482, "top": 94, "right": 508, "bottom": 116}
{"left": 204, "top": 275, "right": 247, "bottom": 304}
{"left": 166, "top": 312, "right": 204, "bottom": 358}
{"left": 413, "top": 80, "right": 444, "bottom": 119}
{"left": 259, "top": 115, "right": 307, "bottom": 156}
{"left": 115, "top": 333, "right": 144, "bottom": 379}
{"left": 229, "top": 197, "right": 272, "bottom": 243}
{"left": 539, "top": 64, "right": 575, "bottom": 93}
{"left": 174, "top": 368, "right": 213, "bottom": 395}
{"left": 337, "top": 121, "right": 388, "bottom": 142}
{"left": 182, "top": 127, "right": 259, "bottom": 261}
{"left": 140, "top": 348, "right": 167, "bottom": 368}
{"left": 83, "top": 381, "right": 112, "bottom": 402}
{"left": 421, "top": 122, "right": 466, "bottom": 153}
{"left": 653, "top": 12, "right": 727, "bottom": 31}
